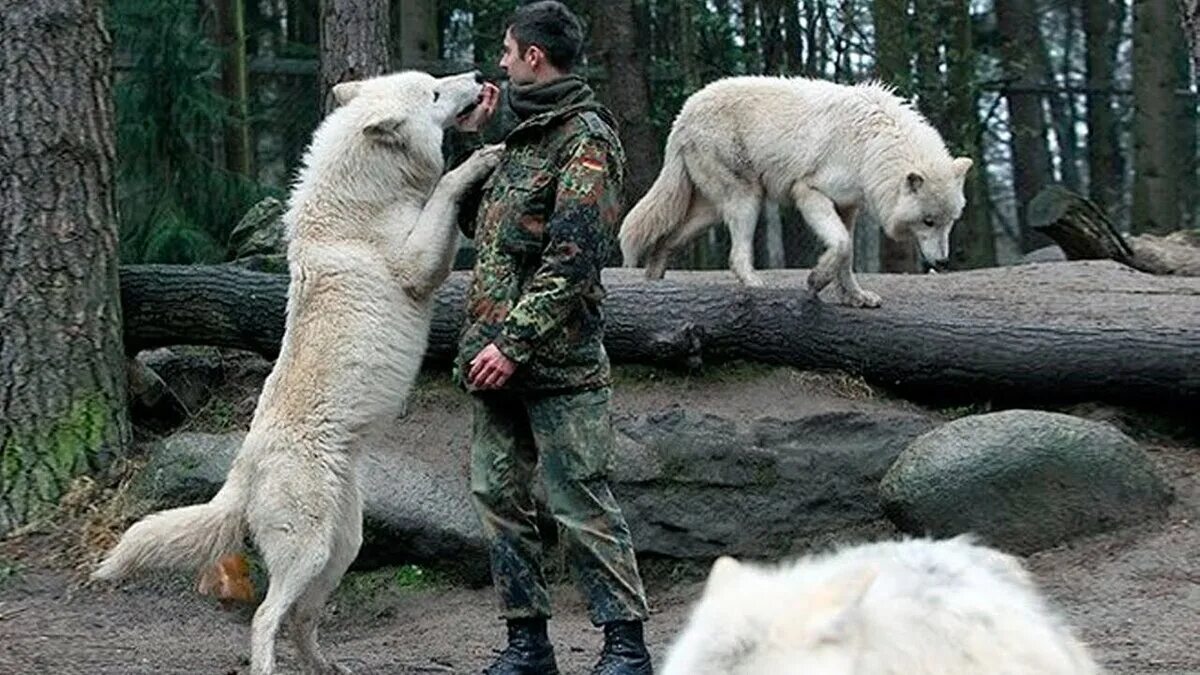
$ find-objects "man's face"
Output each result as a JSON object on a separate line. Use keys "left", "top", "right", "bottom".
{"left": 499, "top": 28, "right": 537, "bottom": 85}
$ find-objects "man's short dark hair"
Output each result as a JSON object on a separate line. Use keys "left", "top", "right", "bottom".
{"left": 506, "top": 1, "right": 584, "bottom": 72}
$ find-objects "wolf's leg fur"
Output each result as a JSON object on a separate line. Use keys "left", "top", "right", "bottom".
{"left": 397, "top": 144, "right": 503, "bottom": 300}
{"left": 792, "top": 183, "right": 881, "bottom": 306}
{"left": 723, "top": 195, "right": 764, "bottom": 286}
{"left": 250, "top": 543, "right": 330, "bottom": 675}
{"left": 831, "top": 205, "right": 881, "bottom": 307}
{"left": 289, "top": 492, "right": 362, "bottom": 675}
{"left": 791, "top": 183, "right": 850, "bottom": 297}
{"left": 645, "top": 195, "right": 719, "bottom": 280}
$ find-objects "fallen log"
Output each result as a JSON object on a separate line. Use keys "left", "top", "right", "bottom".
{"left": 1029, "top": 186, "right": 1200, "bottom": 275}
{"left": 120, "top": 262, "right": 1200, "bottom": 406}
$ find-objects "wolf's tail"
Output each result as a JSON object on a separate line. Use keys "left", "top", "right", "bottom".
{"left": 92, "top": 455, "right": 251, "bottom": 582}
{"left": 619, "top": 137, "right": 694, "bottom": 267}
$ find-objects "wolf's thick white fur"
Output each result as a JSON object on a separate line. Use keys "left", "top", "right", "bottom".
{"left": 662, "top": 536, "right": 1101, "bottom": 675}
{"left": 92, "top": 71, "right": 501, "bottom": 675}
{"left": 620, "top": 76, "right": 972, "bottom": 307}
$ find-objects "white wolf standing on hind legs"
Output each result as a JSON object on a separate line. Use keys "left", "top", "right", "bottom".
{"left": 91, "top": 70, "right": 503, "bottom": 675}
{"left": 619, "top": 76, "right": 973, "bottom": 307}
{"left": 662, "top": 536, "right": 1102, "bottom": 675}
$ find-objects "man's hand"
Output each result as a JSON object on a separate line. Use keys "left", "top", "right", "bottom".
{"left": 469, "top": 343, "right": 517, "bottom": 389}
{"left": 457, "top": 82, "right": 501, "bottom": 132}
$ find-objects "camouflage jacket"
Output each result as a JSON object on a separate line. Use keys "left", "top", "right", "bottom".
{"left": 454, "top": 100, "right": 625, "bottom": 393}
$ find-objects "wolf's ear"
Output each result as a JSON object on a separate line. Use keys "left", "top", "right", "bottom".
{"left": 364, "top": 118, "right": 409, "bottom": 150}
{"left": 906, "top": 172, "right": 925, "bottom": 193}
{"left": 332, "top": 81, "right": 363, "bottom": 106}
{"left": 704, "top": 556, "right": 742, "bottom": 595}
{"left": 952, "top": 157, "right": 973, "bottom": 179}
{"left": 807, "top": 565, "right": 878, "bottom": 645}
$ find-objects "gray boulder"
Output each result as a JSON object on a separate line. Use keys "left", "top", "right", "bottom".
{"left": 612, "top": 405, "right": 937, "bottom": 559}
{"left": 879, "top": 410, "right": 1173, "bottom": 554}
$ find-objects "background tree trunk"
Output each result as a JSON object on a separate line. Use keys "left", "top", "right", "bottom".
{"left": 995, "top": 0, "right": 1054, "bottom": 252}
{"left": 873, "top": 0, "right": 919, "bottom": 273}
{"left": 393, "top": 0, "right": 439, "bottom": 68}
{"left": 585, "top": 0, "right": 661, "bottom": 208}
{"left": 319, "top": 0, "right": 390, "bottom": 114}
{"left": 1084, "top": 0, "right": 1122, "bottom": 220}
{"left": 215, "top": 0, "right": 253, "bottom": 176}
{"left": 945, "top": 0, "right": 995, "bottom": 269}
{"left": 1132, "top": 0, "right": 1183, "bottom": 234}
{"left": 0, "top": 0, "right": 131, "bottom": 534}
{"left": 119, "top": 264, "right": 1200, "bottom": 408}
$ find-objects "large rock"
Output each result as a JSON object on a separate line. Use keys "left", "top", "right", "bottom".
{"left": 879, "top": 410, "right": 1173, "bottom": 554}
{"left": 611, "top": 405, "right": 937, "bottom": 559}
{"left": 136, "top": 396, "right": 938, "bottom": 574}
{"left": 135, "top": 432, "right": 489, "bottom": 583}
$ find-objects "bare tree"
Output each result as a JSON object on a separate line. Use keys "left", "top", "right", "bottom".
{"left": 393, "top": 0, "right": 438, "bottom": 68}
{"left": 215, "top": 0, "right": 252, "bottom": 176}
{"left": 319, "top": 0, "right": 390, "bottom": 114}
{"left": 1181, "top": 0, "right": 1200, "bottom": 77}
{"left": 1, "top": 0, "right": 131, "bottom": 533}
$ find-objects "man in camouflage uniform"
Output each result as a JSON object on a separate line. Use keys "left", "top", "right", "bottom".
{"left": 454, "top": 3, "right": 653, "bottom": 674}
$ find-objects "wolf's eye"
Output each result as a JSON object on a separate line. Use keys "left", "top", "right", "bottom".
{"left": 432, "top": 91, "right": 440, "bottom": 102}
{"left": 923, "top": 217, "right": 936, "bottom": 228}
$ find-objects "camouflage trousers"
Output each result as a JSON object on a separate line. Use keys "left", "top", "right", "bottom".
{"left": 469, "top": 386, "right": 650, "bottom": 626}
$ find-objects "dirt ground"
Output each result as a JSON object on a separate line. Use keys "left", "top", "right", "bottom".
{"left": 2, "top": 365, "right": 1198, "bottom": 674}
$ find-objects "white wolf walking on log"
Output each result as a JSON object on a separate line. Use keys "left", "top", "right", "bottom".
{"left": 91, "top": 70, "right": 502, "bottom": 675}
{"left": 662, "top": 536, "right": 1102, "bottom": 675}
{"left": 619, "top": 76, "right": 973, "bottom": 307}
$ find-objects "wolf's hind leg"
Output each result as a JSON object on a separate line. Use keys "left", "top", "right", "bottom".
{"left": 721, "top": 194, "right": 764, "bottom": 287}
{"left": 646, "top": 194, "right": 720, "bottom": 279}
{"left": 289, "top": 495, "right": 362, "bottom": 674}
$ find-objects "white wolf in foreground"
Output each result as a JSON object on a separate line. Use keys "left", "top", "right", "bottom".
{"left": 662, "top": 536, "right": 1101, "bottom": 675}
{"left": 92, "top": 71, "right": 502, "bottom": 675}
{"left": 619, "top": 76, "right": 973, "bottom": 307}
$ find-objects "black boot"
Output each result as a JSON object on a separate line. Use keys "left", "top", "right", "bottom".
{"left": 483, "top": 618, "right": 560, "bottom": 675}
{"left": 592, "top": 620, "right": 653, "bottom": 675}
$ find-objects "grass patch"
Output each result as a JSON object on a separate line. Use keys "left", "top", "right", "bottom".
{"left": 0, "top": 557, "right": 20, "bottom": 589}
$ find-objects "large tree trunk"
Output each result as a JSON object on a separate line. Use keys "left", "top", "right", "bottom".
{"left": 119, "top": 264, "right": 1200, "bottom": 407}
{"left": 1132, "top": 0, "right": 1183, "bottom": 234}
{"left": 1, "top": 0, "right": 131, "bottom": 534}
{"left": 944, "top": 0, "right": 996, "bottom": 270}
{"left": 393, "top": 0, "right": 438, "bottom": 68}
{"left": 319, "top": 0, "right": 390, "bottom": 114}
{"left": 585, "top": 0, "right": 661, "bottom": 208}
{"left": 873, "top": 0, "right": 919, "bottom": 273}
{"left": 215, "top": 0, "right": 252, "bottom": 176}
{"left": 1084, "top": 0, "right": 1122, "bottom": 220}
{"left": 1176, "top": 21, "right": 1198, "bottom": 230}
{"left": 995, "top": 0, "right": 1054, "bottom": 252}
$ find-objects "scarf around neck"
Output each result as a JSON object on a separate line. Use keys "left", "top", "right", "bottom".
{"left": 506, "top": 74, "right": 595, "bottom": 120}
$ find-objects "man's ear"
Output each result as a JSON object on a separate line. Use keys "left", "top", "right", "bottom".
{"left": 332, "top": 81, "right": 362, "bottom": 107}
{"left": 363, "top": 118, "right": 408, "bottom": 150}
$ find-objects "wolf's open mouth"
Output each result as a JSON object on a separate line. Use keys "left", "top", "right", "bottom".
{"left": 456, "top": 96, "right": 481, "bottom": 119}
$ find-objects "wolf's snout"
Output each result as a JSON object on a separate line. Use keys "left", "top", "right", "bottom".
{"left": 473, "top": 70, "right": 485, "bottom": 84}
{"left": 922, "top": 258, "right": 949, "bottom": 274}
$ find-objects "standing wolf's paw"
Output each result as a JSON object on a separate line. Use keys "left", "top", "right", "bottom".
{"left": 456, "top": 143, "right": 505, "bottom": 183}
{"left": 840, "top": 288, "right": 882, "bottom": 308}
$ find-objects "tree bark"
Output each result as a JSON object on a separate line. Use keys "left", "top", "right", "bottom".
{"left": 1084, "top": 0, "right": 1122, "bottom": 220}
{"left": 995, "top": 0, "right": 1054, "bottom": 252}
{"left": 319, "top": 0, "right": 390, "bottom": 114}
{"left": 945, "top": 0, "right": 996, "bottom": 270}
{"left": 1132, "top": 0, "right": 1183, "bottom": 234}
{"left": 585, "top": 0, "right": 661, "bottom": 208}
{"left": 119, "top": 264, "right": 1200, "bottom": 407}
{"left": 874, "top": 0, "right": 920, "bottom": 273}
{"left": 215, "top": 0, "right": 253, "bottom": 177}
{"left": 393, "top": 0, "right": 439, "bottom": 68}
{"left": 1, "top": 0, "right": 131, "bottom": 534}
